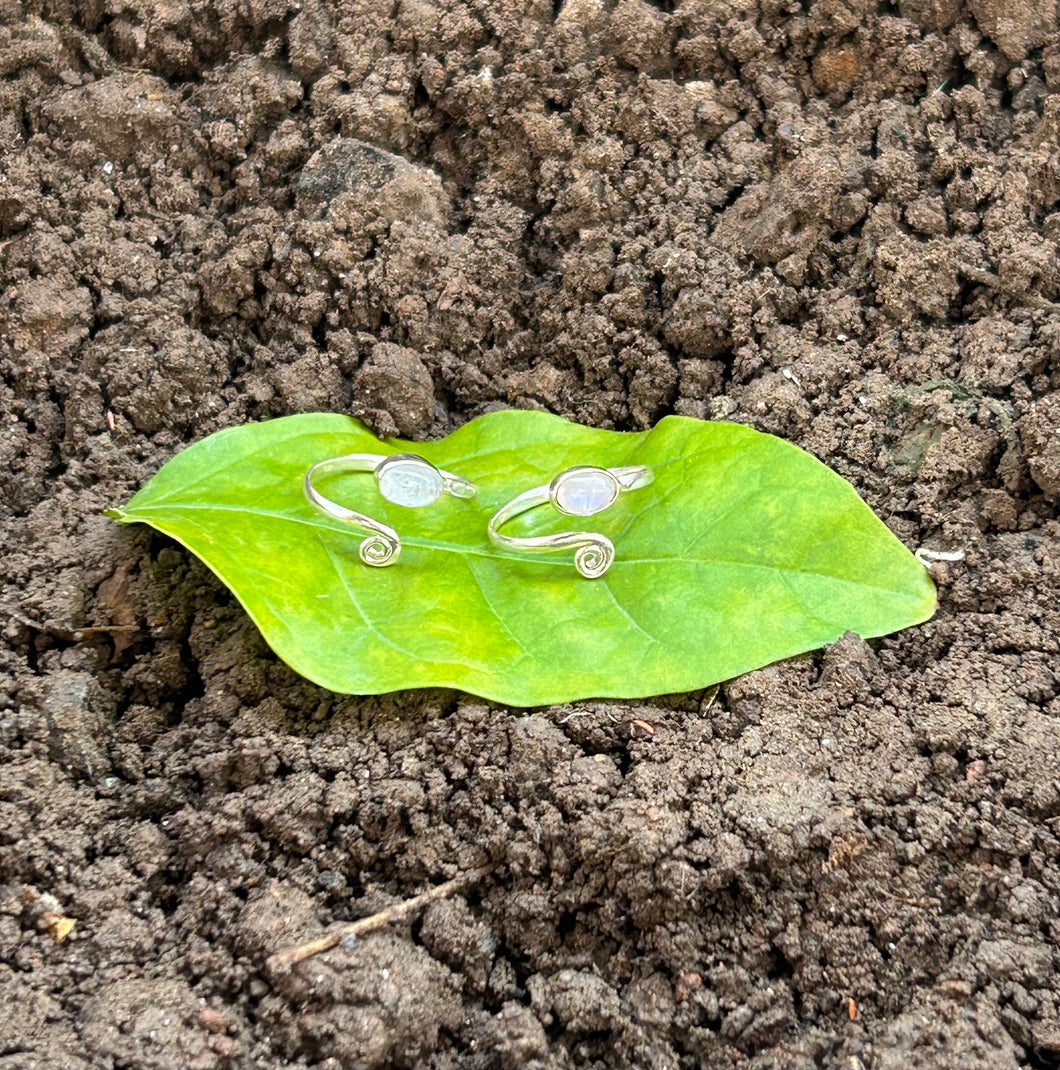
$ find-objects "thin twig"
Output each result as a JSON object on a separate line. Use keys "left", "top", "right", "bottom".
{"left": 877, "top": 886, "right": 939, "bottom": 908}
{"left": 700, "top": 685, "right": 721, "bottom": 714}
{"left": 957, "top": 263, "right": 1060, "bottom": 313}
{"left": 1, "top": 605, "right": 141, "bottom": 643}
{"left": 265, "top": 864, "right": 496, "bottom": 972}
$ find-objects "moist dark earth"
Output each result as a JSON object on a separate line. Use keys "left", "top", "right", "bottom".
{"left": 2, "top": 0, "right": 1060, "bottom": 1067}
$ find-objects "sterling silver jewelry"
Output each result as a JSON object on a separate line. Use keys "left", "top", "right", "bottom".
{"left": 488, "top": 465, "right": 654, "bottom": 578}
{"left": 305, "top": 453, "right": 477, "bottom": 566}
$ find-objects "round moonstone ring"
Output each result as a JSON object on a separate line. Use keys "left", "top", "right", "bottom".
{"left": 305, "top": 452, "right": 477, "bottom": 566}
{"left": 488, "top": 464, "right": 653, "bottom": 579}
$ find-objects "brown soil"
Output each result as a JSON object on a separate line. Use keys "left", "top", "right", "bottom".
{"left": 2, "top": 1, "right": 1060, "bottom": 1067}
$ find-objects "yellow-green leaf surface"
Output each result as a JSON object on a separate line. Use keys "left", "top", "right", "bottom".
{"left": 109, "top": 411, "right": 936, "bottom": 704}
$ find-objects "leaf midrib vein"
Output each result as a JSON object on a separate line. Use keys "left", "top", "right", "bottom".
{"left": 126, "top": 501, "right": 921, "bottom": 598}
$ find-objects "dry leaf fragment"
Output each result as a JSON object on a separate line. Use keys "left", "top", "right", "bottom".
{"left": 41, "top": 911, "right": 76, "bottom": 942}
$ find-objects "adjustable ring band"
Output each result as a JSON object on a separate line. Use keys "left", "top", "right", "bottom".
{"left": 488, "top": 465, "right": 653, "bottom": 578}
{"left": 305, "top": 452, "right": 476, "bottom": 567}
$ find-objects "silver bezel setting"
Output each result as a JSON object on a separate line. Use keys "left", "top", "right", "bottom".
{"left": 548, "top": 466, "right": 621, "bottom": 517}
{"left": 375, "top": 453, "right": 445, "bottom": 507}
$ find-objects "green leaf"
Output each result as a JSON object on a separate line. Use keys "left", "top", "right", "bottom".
{"left": 109, "top": 411, "right": 936, "bottom": 704}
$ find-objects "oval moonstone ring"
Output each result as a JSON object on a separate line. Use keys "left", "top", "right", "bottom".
{"left": 488, "top": 464, "right": 653, "bottom": 579}
{"left": 305, "top": 452, "right": 476, "bottom": 567}
{"left": 550, "top": 466, "right": 621, "bottom": 517}
{"left": 375, "top": 454, "right": 446, "bottom": 508}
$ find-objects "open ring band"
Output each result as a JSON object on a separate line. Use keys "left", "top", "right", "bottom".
{"left": 305, "top": 452, "right": 476, "bottom": 567}
{"left": 488, "top": 464, "right": 653, "bottom": 578}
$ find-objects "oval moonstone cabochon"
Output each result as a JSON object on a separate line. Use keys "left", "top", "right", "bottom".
{"left": 376, "top": 454, "right": 445, "bottom": 507}
{"left": 551, "top": 467, "right": 620, "bottom": 516}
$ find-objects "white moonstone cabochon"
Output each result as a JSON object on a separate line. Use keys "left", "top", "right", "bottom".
{"left": 552, "top": 467, "right": 619, "bottom": 516}
{"left": 376, "top": 455, "right": 444, "bottom": 507}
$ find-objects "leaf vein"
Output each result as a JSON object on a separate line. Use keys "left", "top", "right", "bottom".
{"left": 316, "top": 533, "right": 422, "bottom": 660}
{"left": 460, "top": 556, "right": 534, "bottom": 661}
{"left": 598, "top": 578, "right": 662, "bottom": 649}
